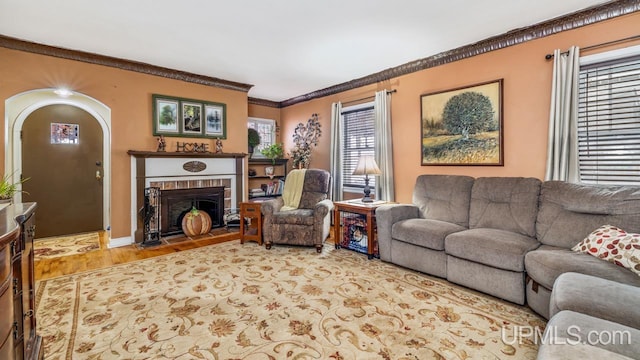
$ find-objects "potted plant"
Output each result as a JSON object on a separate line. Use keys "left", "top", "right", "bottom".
{"left": 247, "top": 128, "right": 261, "bottom": 158}
{"left": 0, "top": 172, "right": 28, "bottom": 204}
{"left": 260, "top": 143, "right": 284, "bottom": 164}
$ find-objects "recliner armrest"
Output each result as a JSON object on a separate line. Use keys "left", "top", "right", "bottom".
{"left": 313, "top": 199, "right": 334, "bottom": 217}
{"left": 375, "top": 204, "right": 420, "bottom": 262}
{"left": 260, "top": 197, "right": 284, "bottom": 216}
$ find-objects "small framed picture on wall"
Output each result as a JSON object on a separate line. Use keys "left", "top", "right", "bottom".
{"left": 204, "top": 103, "right": 226, "bottom": 138}
{"left": 181, "top": 102, "right": 203, "bottom": 135}
{"left": 152, "top": 96, "right": 179, "bottom": 135}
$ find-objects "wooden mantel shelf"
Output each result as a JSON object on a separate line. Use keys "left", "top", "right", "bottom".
{"left": 127, "top": 150, "right": 247, "bottom": 158}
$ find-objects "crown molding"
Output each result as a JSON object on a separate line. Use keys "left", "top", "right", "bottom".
{"left": 0, "top": 35, "right": 253, "bottom": 93}
{"left": 248, "top": 97, "right": 281, "bottom": 108}
{"left": 1, "top": 0, "right": 637, "bottom": 105}
{"left": 280, "top": 0, "right": 640, "bottom": 107}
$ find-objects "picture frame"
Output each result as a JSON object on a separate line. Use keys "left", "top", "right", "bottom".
{"left": 151, "top": 94, "right": 227, "bottom": 139}
{"left": 152, "top": 96, "right": 179, "bottom": 135}
{"left": 204, "top": 103, "right": 226, "bottom": 138}
{"left": 420, "top": 79, "right": 503, "bottom": 166}
{"left": 181, "top": 101, "right": 203, "bottom": 135}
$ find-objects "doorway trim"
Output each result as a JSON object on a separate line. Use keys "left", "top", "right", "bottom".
{"left": 5, "top": 88, "right": 111, "bottom": 240}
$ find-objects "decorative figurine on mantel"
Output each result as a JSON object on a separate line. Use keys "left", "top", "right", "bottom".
{"left": 215, "top": 138, "right": 223, "bottom": 154}
{"left": 157, "top": 135, "right": 166, "bottom": 152}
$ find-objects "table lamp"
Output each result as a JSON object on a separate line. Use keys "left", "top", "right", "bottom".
{"left": 352, "top": 155, "right": 382, "bottom": 203}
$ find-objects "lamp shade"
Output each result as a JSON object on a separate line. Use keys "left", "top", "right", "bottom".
{"left": 352, "top": 155, "right": 382, "bottom": 176}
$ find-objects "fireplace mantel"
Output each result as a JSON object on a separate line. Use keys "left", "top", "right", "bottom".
{"left": 127, "top": 150, "right": 247, "bottom": 159}
{"left": 129, "top": 150, "right": 246, "bottom": 243}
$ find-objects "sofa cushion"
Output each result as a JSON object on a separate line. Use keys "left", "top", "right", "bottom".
{"left": 572, "top": 224, "right": 640, "bottom": 276}
{"left": 537, "top": 342, "right": 636, "bottom": 360}
{"left": 543, "top": 311, "right": 640, "bottom": 359}
{"left": 536, "top": 181, "right": 640, "bottom": 248}
{"left": 298, "top": 169, "right": 330, "bottom": 209}
{"left": 392, "top": 218, "right": 465, "bottom": 251}
{"left": 444, "top": 228, "right": 539, "bottom": 272}
{"left": 272, "top": 209, "right": 315, "bottom": 225}
{"left": 412, "top": 175, "right": 474, "bottom": 227}
{"left": 550, "top": 272, "right": 640, "bottom": 329}
{"left": 525, "top": 245, "right": 640, "bottom": 290}
{"left": 469, "top": 177, "right": 541, "bottom": 237}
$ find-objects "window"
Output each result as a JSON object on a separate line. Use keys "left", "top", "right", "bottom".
{"left": 342, "top": 103, "right": 375, "bottom": 191}
{"left": 578, "top": 46, "right": 640, "bottom": 185}
{"left": 248, "top": 117, "right": 276, "bottom": 157}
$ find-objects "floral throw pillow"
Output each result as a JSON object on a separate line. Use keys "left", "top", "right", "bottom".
{"left": 572, "top": 225, "right": 640, "bottom": 276}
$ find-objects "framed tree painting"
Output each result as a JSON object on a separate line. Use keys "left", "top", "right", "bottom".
{"left": 204, "top": 102, "right": 227, "bottom": 138}
{"left": 181, "top": 102, "right": 202, "bottom": 135}
{"left": 420, "top": 79, "right": 503, "bottom": 166}
{"left": 152, "top": 96, "right": 179, "bottom": 135}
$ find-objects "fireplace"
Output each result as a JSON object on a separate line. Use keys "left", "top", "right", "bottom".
{"left": 160, "top": 186, "right": 225, "bottom": 236}
{"left": 128, "top": 151, "right": 245, "bottom": 244}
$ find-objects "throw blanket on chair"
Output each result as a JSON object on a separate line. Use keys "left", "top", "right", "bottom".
{"left": 281, "top": 169, "right": 306, "bottom": 211}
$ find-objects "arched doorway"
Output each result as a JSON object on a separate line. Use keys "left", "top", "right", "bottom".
{"left": 5, "top": 89, "right": 111, "bottom": 240}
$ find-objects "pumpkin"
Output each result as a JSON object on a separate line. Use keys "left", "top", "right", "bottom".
{"left": 181, "top": 207, "right": 212, "bottom": 236}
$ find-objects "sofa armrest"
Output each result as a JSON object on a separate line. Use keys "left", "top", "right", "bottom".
{"left": 375, "top": 204, "right": 420, "bottom": 262}
{"left": 550, "top": 272, "right": 640, "bottom": 329}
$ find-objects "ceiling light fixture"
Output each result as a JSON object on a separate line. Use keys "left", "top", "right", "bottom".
{"left": 54, "top": 88, "right": 72, "bottom": 97}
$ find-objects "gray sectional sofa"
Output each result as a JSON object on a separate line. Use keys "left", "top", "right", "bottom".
{"left": 376, "top": 175, "right": 640, "bottom": 357}
{"left": 377, "top": 175, "right": 640, "bottom": 312}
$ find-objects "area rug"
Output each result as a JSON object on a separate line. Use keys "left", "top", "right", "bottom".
{"left": 34, "top": 232, "right": 100, "bottom": 260}
{"left": 36, "top": 241, "right": 544, "bottom": 359}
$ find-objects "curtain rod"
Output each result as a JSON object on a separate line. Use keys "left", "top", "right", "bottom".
{"left": 342, "top": 89, "right": 397, "bottom": 105}
{"left": 544, "top": 34, "right": 640, "bottom": 60}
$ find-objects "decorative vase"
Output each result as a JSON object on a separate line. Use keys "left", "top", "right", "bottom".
{"left": 181, "top": 207, "right": 212, "bottom": 236}
{"left": 265, "top": 166, "right": 274, "bottom": 177}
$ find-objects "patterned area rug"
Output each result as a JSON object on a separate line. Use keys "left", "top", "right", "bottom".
{"left": 36, "top": 241, "right": 544, "bottom": 359}
{"left": 34, "top": 232, "right": 100, "bottom": 260}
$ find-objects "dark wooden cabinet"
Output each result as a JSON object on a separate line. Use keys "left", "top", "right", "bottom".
{"left": 0, "top": 203, "right": 42, "bottom": 360}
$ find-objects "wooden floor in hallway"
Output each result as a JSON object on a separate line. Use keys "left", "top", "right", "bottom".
{"left": 34, "top": 229, "right": 241, "bottom": 281}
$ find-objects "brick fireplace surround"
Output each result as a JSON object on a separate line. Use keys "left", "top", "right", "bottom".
{"left": 128, "top": 151, "right": 246, "bottom": 243}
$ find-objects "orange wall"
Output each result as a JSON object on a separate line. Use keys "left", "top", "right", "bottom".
{"left": 0, "top": 47, "right": 249, "bottom": 239}
{"left": 1, "top": 12, "right": 639, "bottom": 236}
{"left": 280, "top": 12, "right": 640, "bottom": 203}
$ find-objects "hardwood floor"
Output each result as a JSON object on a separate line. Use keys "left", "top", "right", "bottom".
{"left": 34, "top": 230, "right": 242, "bottom": 281}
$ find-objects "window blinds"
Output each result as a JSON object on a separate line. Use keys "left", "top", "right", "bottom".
{"left": 578, "top": 55, "right": 640, "bottom": 185}
{"left": 342, "top": 106, "right": 375, "bottom": 188}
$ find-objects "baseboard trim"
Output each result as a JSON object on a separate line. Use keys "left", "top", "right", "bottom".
{"left": 108, "top": 236, "right": 133, "bottom": 248}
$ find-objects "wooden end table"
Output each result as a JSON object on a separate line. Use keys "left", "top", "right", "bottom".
{"left": 240, "top": 201, "right": 263, "bottom": 245}
{"left": 333, "top": 200, "right": 389, "bottom": 259}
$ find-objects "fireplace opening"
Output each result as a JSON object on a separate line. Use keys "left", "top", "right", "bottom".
{"left": 160, "top": 186, "right": 225, "bottom": 236}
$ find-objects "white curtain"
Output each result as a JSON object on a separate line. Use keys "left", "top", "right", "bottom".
{"left": 329, "top": 101, "right": 343, "bottom": 200}
{"left": 545, "top": 46, "right": 580, "bottom": 182}
{"left": 374, "top": 90, "right": 395, "bottom": 201}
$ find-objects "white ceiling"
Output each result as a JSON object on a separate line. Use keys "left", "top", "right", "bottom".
{"left": 0, "top": 0, "right": 610, "bottom": 102}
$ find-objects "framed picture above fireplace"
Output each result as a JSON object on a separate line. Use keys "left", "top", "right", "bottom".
{"left": 152, "top": 94, "right": 227, "bottom": 139}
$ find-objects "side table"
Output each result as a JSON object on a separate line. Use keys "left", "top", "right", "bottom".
{"left": 240, "top": 201, "right": 263, "bottom": 245}
{"left": 333, "top": 200, "right": 388, "bottom": 259}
